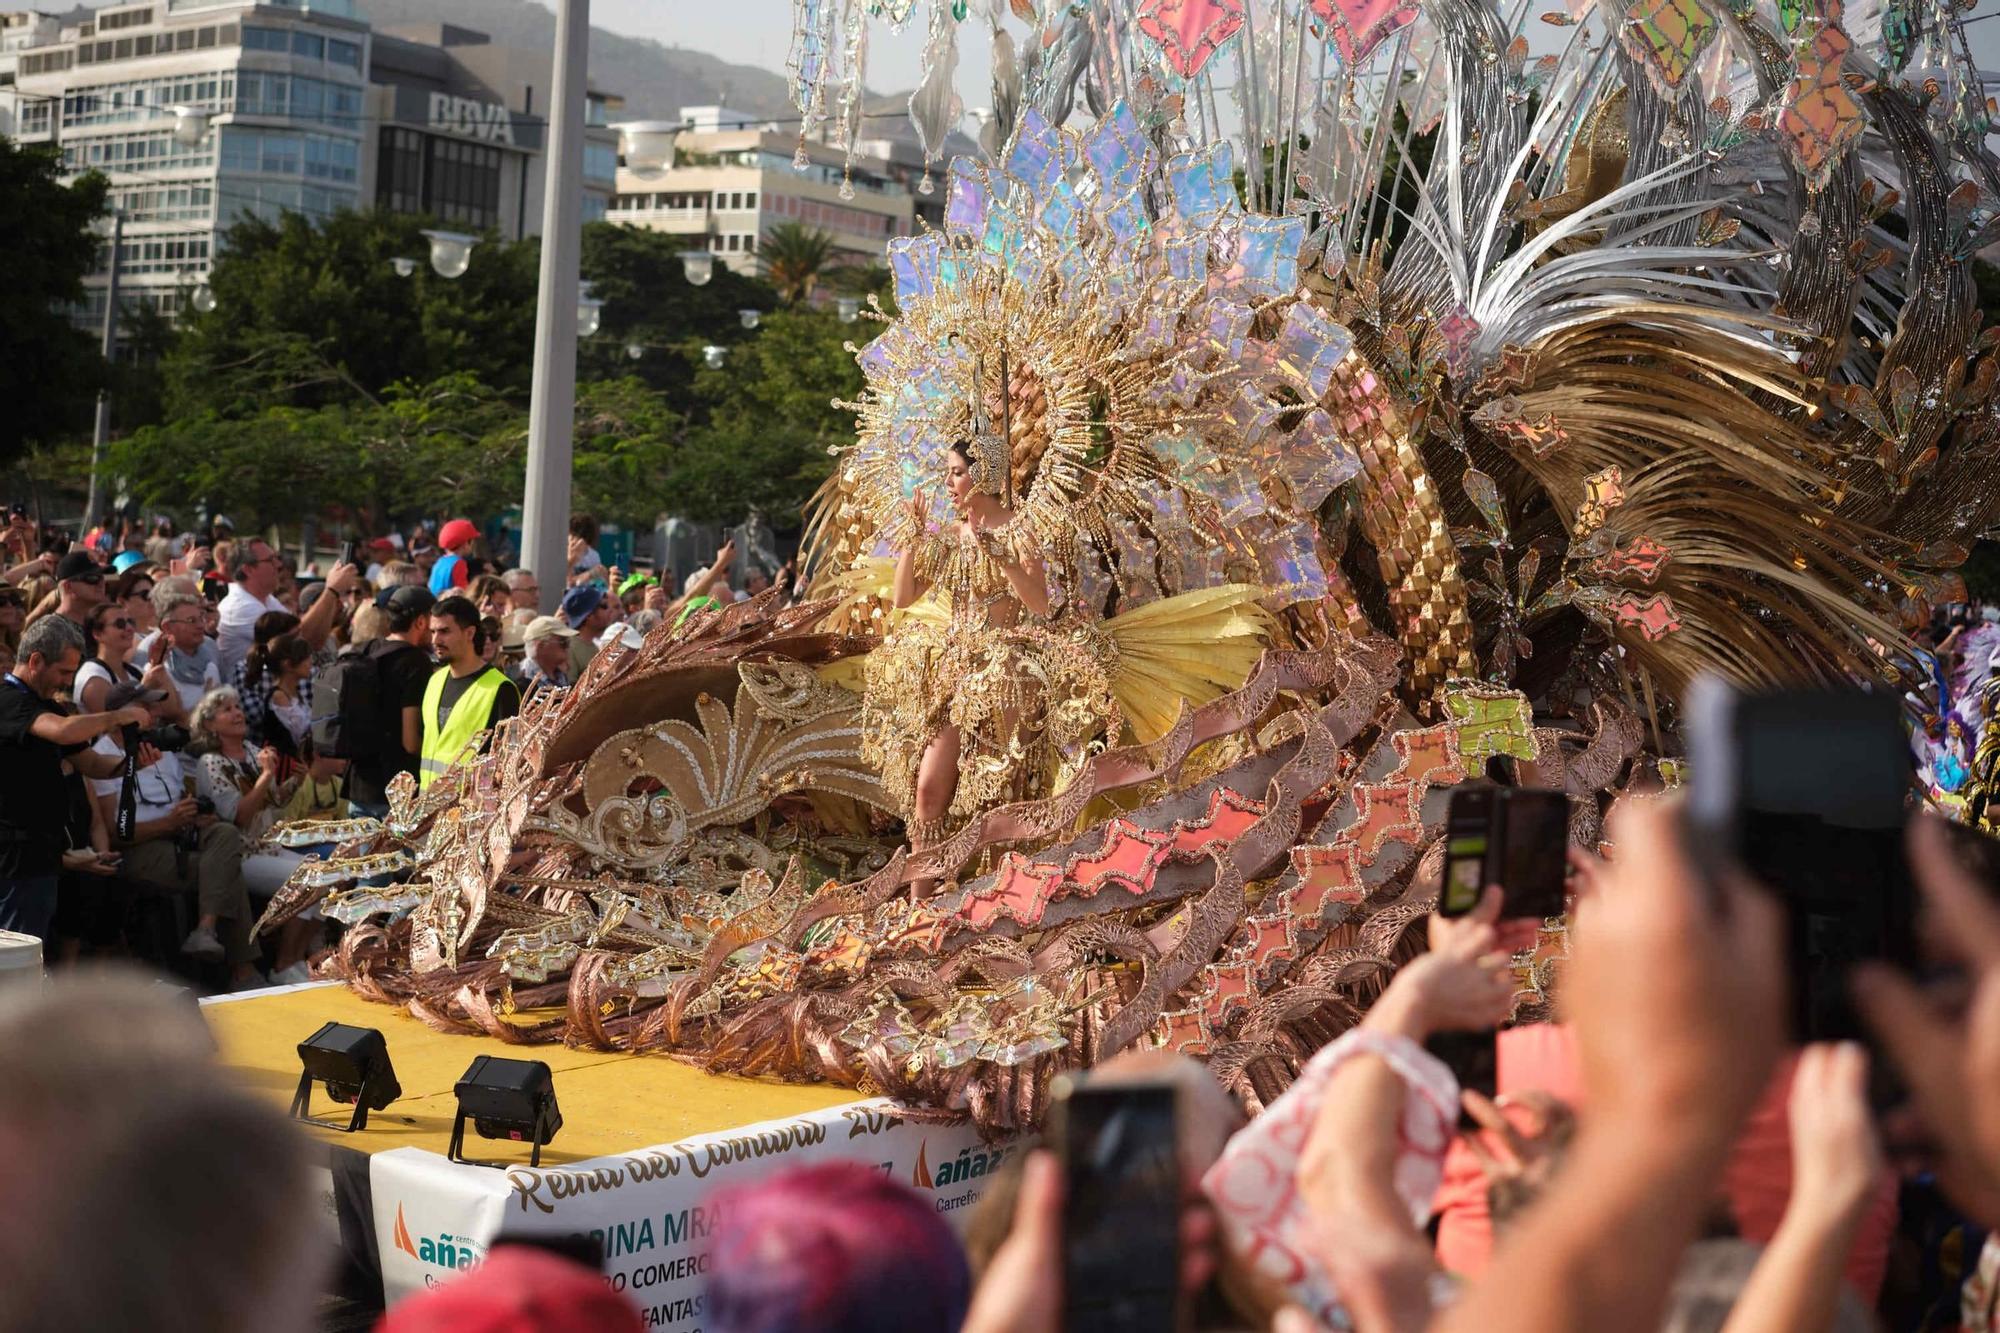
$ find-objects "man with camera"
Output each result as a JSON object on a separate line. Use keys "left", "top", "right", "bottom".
{"left": 0, "top": 618, "right": 153, "bottom": 941}
{"left": 87, "top": 679, "right": 264, "bottom": 988}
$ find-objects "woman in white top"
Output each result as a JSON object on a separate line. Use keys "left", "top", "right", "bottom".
{"left": 188, "top": 688, "right": 317, "bottom": 985}
{"left": 74, "top": 601, "right": 187, "bottom": 723}
{"left": 243, "top": 632, "right": 313, "bottom": 761}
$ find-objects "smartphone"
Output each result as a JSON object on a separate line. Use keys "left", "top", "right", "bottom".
{"left": 1685, "top": 679, "right": 1917, "bottom": 1044}
{"left": 338, "top": 539, "right": 358, "bottom": 570}
{"left": 1051, "top": 1076, "right": 1183, "bottom": 1333}
{"left": 1425, "top": 1029, "right": 1498, "bottom": 1131}
{"left": 1438, "top": 787, "right": 1571, "bottom": 920}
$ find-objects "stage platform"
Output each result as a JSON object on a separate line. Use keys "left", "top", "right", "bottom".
{"left": 205, "top": 982, "right": 1014, "bottom": 1328}
{"left": 208, "top": 981, "right": 855, "bottom": 1165}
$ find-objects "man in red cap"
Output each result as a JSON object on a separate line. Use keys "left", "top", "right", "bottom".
{"left": 429, "top": 518, "right": 479, "bottom": 596}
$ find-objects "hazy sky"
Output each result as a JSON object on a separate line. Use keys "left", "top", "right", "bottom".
{"left": 590, "top": 0, "right": 993, "bottom": 101}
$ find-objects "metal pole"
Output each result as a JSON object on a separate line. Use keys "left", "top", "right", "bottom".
{"left": 84, "top": 209, "right": 122, "bottom": 531}
{"left": 520, "top": 0, "right": 589, "bottom": 613}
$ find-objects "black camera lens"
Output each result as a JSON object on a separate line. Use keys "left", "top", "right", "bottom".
{"left": 135, "top": 723, "right": 191, "bottom": 753}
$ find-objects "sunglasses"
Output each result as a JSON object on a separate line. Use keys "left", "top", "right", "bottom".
{"left": 103, "top": 617, "right": 134, "bottom": 631}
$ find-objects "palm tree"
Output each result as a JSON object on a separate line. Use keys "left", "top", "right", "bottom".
{"left": 759, "top": 222, "right": 837, "bottom": 304}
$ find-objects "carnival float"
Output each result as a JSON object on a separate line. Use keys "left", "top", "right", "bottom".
{"left": 258, "top": 0, "right": 2000, "bottom": 1135}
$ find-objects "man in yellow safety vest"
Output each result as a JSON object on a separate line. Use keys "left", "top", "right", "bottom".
{"left": 418, "top": 595, "right": 521, "bottom": 790}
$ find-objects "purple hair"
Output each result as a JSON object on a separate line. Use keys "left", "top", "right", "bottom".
{"left": 702, "top": 1162, "right": 971, "bottom": 1333}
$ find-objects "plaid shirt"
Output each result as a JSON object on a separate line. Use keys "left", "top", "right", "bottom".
{"left": 230, "top": 659, "right": 312, "bottom": 745}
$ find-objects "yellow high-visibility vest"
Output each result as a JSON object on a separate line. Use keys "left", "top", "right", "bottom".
{"left": 417, "top": 665, "right": 506, "bottom": 790}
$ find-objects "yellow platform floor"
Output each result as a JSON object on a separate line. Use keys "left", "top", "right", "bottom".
{"left": 206, "top": 983, "right": 856, "bottom": 1167}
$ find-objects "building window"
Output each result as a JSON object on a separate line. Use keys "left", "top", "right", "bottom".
{"left": 376, "top": 126, "right": 425, "bottom": 217}
{"left": 242, "top": 24, "right": 288, "bottom": 52}
{"left": 376, "top": 131, "right": 504, "bottom": 229}
{"left": 581, "top": 195, "right": 607, "bottom": 222}
{"left": 291, "top": 31, "right": 323, "bottom": 59}
{"left": 328, "top": 38, "right": 361, "bottom": 69}
{"left": 583, "top": 140, "right": 616, "bottom": 182}
{"left": 742, "top": 234, "right": 755, "bottom": 253}
{"left": 744, "top": 191, "right": 756, "bottom": 210}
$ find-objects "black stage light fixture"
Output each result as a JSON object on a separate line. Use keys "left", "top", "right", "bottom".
{"left": 449, "top": 1055, "right": 563, "bottom": 1168}
{"left": 291, "top": 1021, "right": 401, "bottom": 1132}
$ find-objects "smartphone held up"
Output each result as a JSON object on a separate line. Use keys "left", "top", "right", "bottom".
{"left": 1438, "top": 786, "right": 1570, "bottom": 921}
{"left": 1050, "top": 1074, "right": 1184, "bottom": 1333}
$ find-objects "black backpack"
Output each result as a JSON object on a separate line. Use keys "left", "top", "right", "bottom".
{"left": 311, "top": 639, "right": 405, "bottom": 760}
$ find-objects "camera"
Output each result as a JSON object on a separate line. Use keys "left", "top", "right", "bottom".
{"left": 194, "top": 795, "right": 215, "bottom": 817}
{"left": 136, "top": 723, "right": 191, "bottom": 753}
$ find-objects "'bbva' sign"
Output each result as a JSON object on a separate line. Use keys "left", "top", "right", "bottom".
{"left": 428, "top": 92, "right": 515, "bottom": 145}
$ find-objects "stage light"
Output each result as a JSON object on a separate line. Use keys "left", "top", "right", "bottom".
{"left": 680, "top": 251, "right": 714, "bottom": 286}
{"left": 449, "top": 1055, "right": 562, "bottom": 1169}
{"left": 577, "top": 282, "right": 603, "bottom": 338}
{"left": 702, "top": 344, "right": 727, "bottom": 369}
{"left": 738, "top": 308, "right": 761, "bottom": 330}
{"left": 190, "top": 283, "right": 216, "bottom": 314}
{"left": 835, "top": 296, "right": 861, "bottom": 324}
{"left": 291, "top": 1021, "right": 400, "bottom": 1132}
{"left": 391, "top": 257, "right": 418, "bottom": 277}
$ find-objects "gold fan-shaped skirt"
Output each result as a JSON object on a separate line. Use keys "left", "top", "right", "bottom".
{"left": 860, "top": 618, "right": 1119, "bottom": 827}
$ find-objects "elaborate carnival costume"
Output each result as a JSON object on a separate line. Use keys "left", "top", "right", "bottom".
{"left": 259, "top": 0, "right": 1996, "bottom": 1152}
{"left": 860, "top": 424, "right": 1123, "bottom": 836}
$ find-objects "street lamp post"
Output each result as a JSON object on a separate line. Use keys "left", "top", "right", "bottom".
{"left": 82, "top": 210, "right": 123, "bottom": 529}
{"left": 519, "top": 0, "right": 591, "bottom": 614}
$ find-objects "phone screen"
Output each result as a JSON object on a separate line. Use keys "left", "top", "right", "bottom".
{"left": 1056, "top": 1082, "right": 1181, "bottom": 1333}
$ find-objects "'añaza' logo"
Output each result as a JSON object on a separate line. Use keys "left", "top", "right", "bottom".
{"left": 391, "top": 1203, "right": 487, "bottom": 1271}
{"left": 909, "top": 1139, "right": 1013, "bottom": 1192}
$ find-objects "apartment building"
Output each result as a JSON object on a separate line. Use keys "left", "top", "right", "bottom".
{"left": 607, "top": 105, "right": 916, "bottom": 278}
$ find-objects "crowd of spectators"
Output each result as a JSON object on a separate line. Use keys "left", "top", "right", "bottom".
{"left": 0, "top": 509, "right": 771, "bottom": 989}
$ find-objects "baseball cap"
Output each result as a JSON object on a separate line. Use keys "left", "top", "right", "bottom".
{"left": 56, "top": 551, "right": 104, "bottom": 583}
{"left": 438, "top": 518, "right": 479, "bottom": 551}
{"left": 617, "top": 573, "right": 658, "bottom": 597}
{"left": 375, "top": 584, "right": 436, "bottom": 617}
{"left": 523, "top": 614, "right": 578, "bottom": 646}
{"left": 559, "top": 584, "right": 604, "bottom": 628}
{"left": 211, "top": 514, "right": 234, "bottom": 531}
{"left": 111, "top": 551, "right": 149, "bottom": 574}
{"left": 367, "top": 536, "right": 396, "bottom": 553}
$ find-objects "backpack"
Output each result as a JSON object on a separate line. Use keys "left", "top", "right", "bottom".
{"left": 311, "top": 639, "right": 406, "bottom": 760}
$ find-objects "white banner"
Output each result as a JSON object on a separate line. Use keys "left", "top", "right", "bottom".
{"left": 371, "top": 1097, "right": 1018, "bottom": 1327}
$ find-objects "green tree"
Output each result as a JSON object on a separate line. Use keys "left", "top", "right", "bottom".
{"left": 162, "top": 211, "right": 542, "bottom": 420}
{"left": 668, "top": 307, "right": 862, "bottom": 526}
{"left": 760, "top": 222, "right": 838, "bottom": 304}
{"left": 0, "top": 137, "right": 109, "bottom": 465}
{"left": 576, "top": 222, "right": 777, "bottom": 395}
